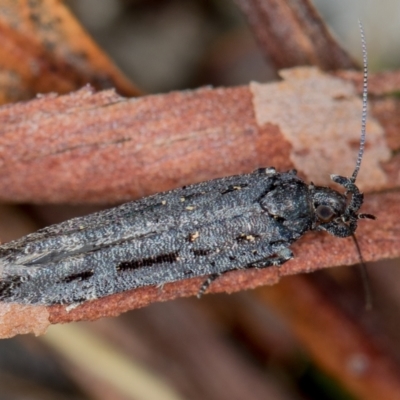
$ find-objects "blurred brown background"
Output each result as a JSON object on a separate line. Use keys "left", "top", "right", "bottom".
{"left": 0, "top": 1, "right": 400, "bottom": 399}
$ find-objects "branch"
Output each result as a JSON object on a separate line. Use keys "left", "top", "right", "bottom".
{"left": 235, "top": 0, "right": 357, "bottom": 70}
{"left": 0, "top": 68, "right": 397, "bottom": 204}
{"left": 0, "top": 67, "right": 399, "bottom": 337}
{"left": 0, "top": 189, "right": 398, "bottom": 338}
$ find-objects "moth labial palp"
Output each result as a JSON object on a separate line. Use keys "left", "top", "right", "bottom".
{"left": 0, "top": 24, "right": 374, "bottom": 307}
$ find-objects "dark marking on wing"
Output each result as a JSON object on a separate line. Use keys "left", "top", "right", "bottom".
{"left": 221, "top": 184, "right": 248, "bottom": 195}
{"left": 116, "top": 252, "right": 180, "bottom": 271}
{"left": 62, "top": 270, "right": 94, "bottom": 283}
{"left": 235, "top": 234, "right": 261, "bottom": 242}
{"left": 192, "top": 249, "right": 213, "bottom": 257}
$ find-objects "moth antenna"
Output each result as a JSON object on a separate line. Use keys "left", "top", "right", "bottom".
{"left": 351, "top": 19, "right": 368, "bottom": 183}
{"left": 351, "top": 233, "right": 372, "bottom": 310}
{"left": 351, "top": 21, "right": 372, "bottom": 310}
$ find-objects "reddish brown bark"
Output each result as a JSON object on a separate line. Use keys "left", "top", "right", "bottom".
{"left": 0, "top": 69, "right": 397, "bottom": 204}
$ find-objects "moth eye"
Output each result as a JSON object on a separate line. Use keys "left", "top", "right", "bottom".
{"left": 316, "top": 205, "right": 335, "bottom": 222}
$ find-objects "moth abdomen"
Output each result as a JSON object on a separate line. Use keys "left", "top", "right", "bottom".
{"left": 0, "top": 171, "right": 317, "bottom": 305}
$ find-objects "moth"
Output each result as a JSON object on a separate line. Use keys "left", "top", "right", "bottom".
{"left": 0, "top": 24, "right": 374, "bottom": 306}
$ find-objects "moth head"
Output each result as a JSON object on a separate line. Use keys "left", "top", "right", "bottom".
{"left": 310, "top": 175, "right": 375, "bottom": 238}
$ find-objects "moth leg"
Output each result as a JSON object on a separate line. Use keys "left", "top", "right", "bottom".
{"left": 197, "top": 273, "right": 220, "bottom": 298}
{"left": 197, "top": 248, "right": 293, "bottom": 298}
{"left": 250, "top": 248, "right": 293, "bottom": 269}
